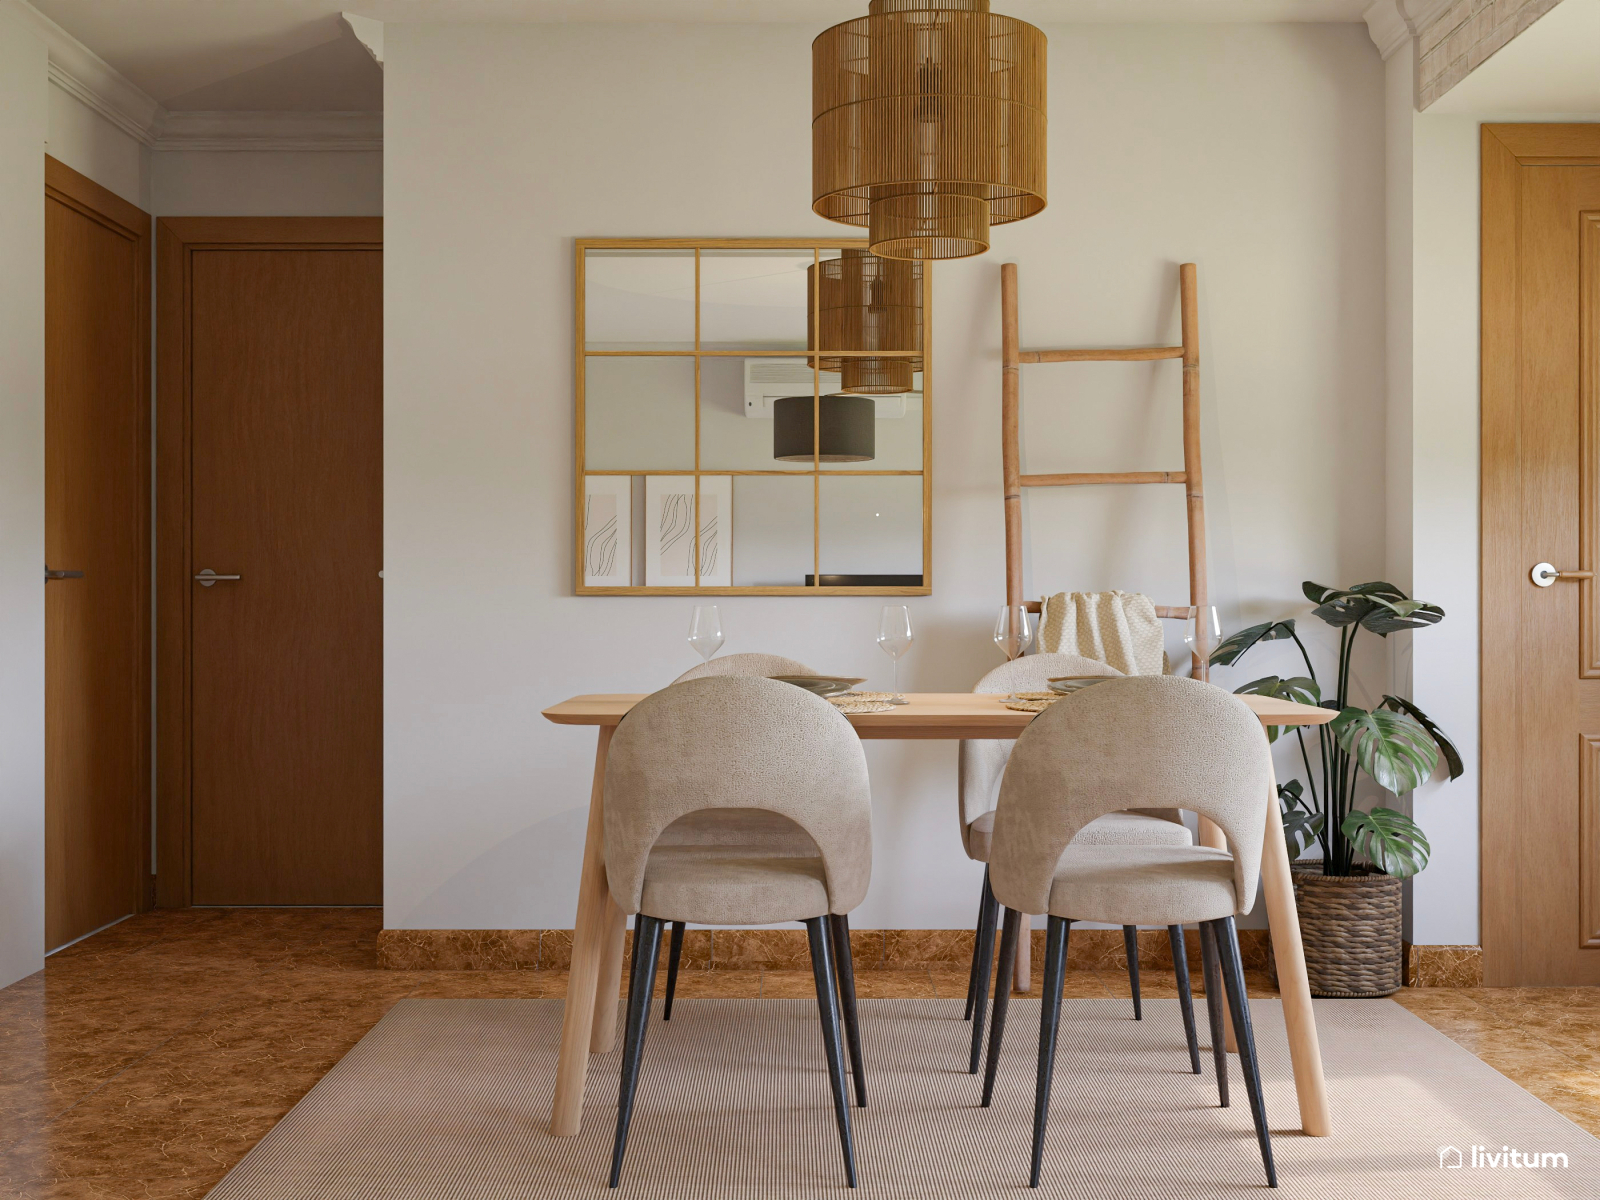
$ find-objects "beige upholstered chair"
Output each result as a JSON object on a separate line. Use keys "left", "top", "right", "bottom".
{"left": 658, "top": 652, "right": 823, "bottom": 1015}
{"left": 603, "top": 676, "right": 871, "bottom": 1188}
{"left": 958, "top": 654, "right": 1199, "bottom": 1075}
{"left": 979, "top": 676, "right": 1277, "bottom": 1189}
{"left": 672, "top": 652, "right": 816, "bottom": 683}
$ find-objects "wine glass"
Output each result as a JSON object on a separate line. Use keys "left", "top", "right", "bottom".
{"left": 877, "top": 605, "right": 913, "bottom": 703}
{"left": 687, "top": 605, "right": 724, "bottom": 663}
{"left": 1184, "top": 605, "right": 1221, "bottom": 666}
{"left": 993, "top": 604, "right": 1036, "bottom": 660}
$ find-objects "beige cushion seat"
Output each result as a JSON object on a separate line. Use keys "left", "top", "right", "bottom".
{"left": 1046, "top": 844, "right": 1237, "bottom": 927}
{"left": 640, "top": 847, "right": 830, "bottom": 926}
{"left": 963, "top": 808, "right": 1190, "bottom": 863}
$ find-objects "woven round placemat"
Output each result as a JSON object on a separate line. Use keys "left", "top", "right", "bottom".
{"left": 1289, "top": 865, "right": 1403, "bottom": 998}
{"left": 1002, "top": 698, "right": 1057, "bottom": 713}
{"left": 826, "top": 694, "right": 896, "bottom": 714}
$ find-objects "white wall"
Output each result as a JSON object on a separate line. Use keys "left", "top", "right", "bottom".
{"left": 383, "top": 20, "right": 1388, "bottom": 932}
{"left": 0, "top": 6, "right": 47, "bottom": 989}
{"left": 45, "top": 86, "right": 149, "bottom": 210}
{"left": 152, "top": 149, "right": 382, "bottom": 216}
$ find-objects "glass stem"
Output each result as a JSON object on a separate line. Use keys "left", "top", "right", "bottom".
{"left": 892, "top": 658, "right": 898, "bottom": 695}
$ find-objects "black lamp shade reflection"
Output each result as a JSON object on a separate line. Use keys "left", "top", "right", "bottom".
{"left": 773, "top": 394, "right": 876, "bottom": 462}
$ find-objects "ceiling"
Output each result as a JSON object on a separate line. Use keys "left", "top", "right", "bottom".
{"left": 31, "top": 0, "right": 1370, "bottom": 112}
{"left": 1429, "top": 0, "right": 1600, "bottom": 115}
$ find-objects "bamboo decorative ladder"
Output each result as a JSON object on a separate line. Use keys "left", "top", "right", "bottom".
{"left": 1000, "top": 261, "right": 1217, "bottom": 994}
{"left": 1000, "top": 261, "right": 1210, "bottom": 679}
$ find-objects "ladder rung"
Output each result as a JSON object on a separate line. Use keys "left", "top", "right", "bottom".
{"left": 1021, "top": 471, "right": 1186, "bottom": 487}
{"left": 1019, "top": 346, "right": 1184, "bottom": 364}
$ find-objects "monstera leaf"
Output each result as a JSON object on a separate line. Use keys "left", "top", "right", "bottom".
{"left": 1278, "top": 779, "right": 1325, "bottom": 858}
{"left": 1378, "top": 695, "right": 1464, "bottom": 781}
{"left": 1235, "top": 675, "right": 1321, "bottom": 742}
{"left": 1209, "top": 619, "right": 1298, "bottom": 668}
{"left": 1302, "top": 581, "right": 1443, "bottom": 637}
{"left": 1360, "top": 597, "right": 1445, "bottom": 636}
{"left": 1331, "top": 707, "right": 1440, "bottom": 794}
{"left": 1342, "top": 806, "right": 1431, "bottom": 878}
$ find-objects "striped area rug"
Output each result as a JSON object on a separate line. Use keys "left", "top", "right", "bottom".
{"left": 207, "top": 997, "right": 1599, "bottom": 1198}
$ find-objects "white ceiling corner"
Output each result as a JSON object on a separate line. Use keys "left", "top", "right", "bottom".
{"left": 11, "top": 0, "right": 382, "bottom": 150}
{"left": 7, "top": 0, "right": 162, "bottom": 144}
{"left": 342, "top": 12, "right": 383, "bottom": 65}
{"left": 1362, "top": 0, "right": 1458, "bottom": 60}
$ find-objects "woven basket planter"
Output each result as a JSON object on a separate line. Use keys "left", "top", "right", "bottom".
{"left": 1286, "top": 864, "right": 1403, "bottom": 998}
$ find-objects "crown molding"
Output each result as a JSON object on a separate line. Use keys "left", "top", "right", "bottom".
{"left": 342, "top": 12, "right": 383, "bottom": 67}
{"left": 7, "top": 1, "right": 382, "bottom": 152}
{"left": 1364, "top": 0, "right": 1457, "bottom": 61}
{"left": 6, "top": 0, "right": 162, "bottom": 144}
{"left": 152, "top": 110, "right": 383, "bottom": 153}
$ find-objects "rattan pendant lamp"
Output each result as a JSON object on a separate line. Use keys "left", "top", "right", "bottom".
{"left": 810, "top": 249, "right": 923, "bottom": 393}
{"left": 812, "top": 0, "right": 1047, "bottom": 261}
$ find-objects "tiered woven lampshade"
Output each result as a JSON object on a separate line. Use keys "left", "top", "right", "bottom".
{"left": 809, "top": 249, "right": 923, "bottom": 394}
{"left": 812, "top": 0, "right": 1047, "bottom": 261}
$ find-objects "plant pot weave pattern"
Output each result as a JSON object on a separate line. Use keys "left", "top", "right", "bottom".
{"left": 1286, "top": 866, "right": 1403, "bottom": 998}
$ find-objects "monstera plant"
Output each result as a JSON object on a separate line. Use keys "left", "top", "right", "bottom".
{"left": 1210, "top": 581, "right": 1463, "bottom": 879}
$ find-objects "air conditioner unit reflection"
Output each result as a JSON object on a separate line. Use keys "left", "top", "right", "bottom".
{"left": 743, "top": 358, "right": 912, "bottom": 419}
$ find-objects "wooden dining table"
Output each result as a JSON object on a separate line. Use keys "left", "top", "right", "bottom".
{"left": 541, "top": 690, "right": 1336, "bottom": 1139}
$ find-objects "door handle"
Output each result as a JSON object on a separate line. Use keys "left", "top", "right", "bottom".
{"left": 44, "top": 567, "right": 84, "bottom": 581}
{"left": 194, "top": 569, "right": 242, "bottom": 587}
{"left": 1530, "top": 562, "right": 1594, "bottom": 587}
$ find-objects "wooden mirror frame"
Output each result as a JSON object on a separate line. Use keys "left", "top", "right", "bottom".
{"left": 574, "top": 237, "right": 933, "bottom": 596}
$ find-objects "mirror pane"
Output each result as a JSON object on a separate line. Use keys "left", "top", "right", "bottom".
{"left": 700, "top": 249, "right": 812, "bottom": 352}
{"left": 699, "top": 355, "right": 811, "bottom": 471}
{"left": 818, "top": 475, "right": 923, "bottom": 583}
{"left": 829, "top": 378, "right": 922, "bottom": 471}
{"left": 584, "top": 356, "right": 695, "bottom": 470}
{"left": 584, "top": 249, "right": 695, "bottom": 350}
{"left": 733, "top": 475, "right": 815, "bottom": 587}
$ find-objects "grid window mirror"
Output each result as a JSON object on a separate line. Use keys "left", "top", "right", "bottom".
{"left": 576, "top": 239, "right": 932, "bottom": 595}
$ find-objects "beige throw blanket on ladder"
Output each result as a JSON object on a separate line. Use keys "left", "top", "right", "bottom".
{"left": 1037, "top": 590, "right": 1166, "bottom": 676}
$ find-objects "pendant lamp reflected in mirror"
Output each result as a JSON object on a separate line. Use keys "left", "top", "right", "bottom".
{"left": 812, "top": 0, "right": 1047, "bottom": 261}
{"left": 773, "top": 394, "right": 877, "bottom": 462}
{"left": 809, "top": 249, "right": 923, "bottom": 394}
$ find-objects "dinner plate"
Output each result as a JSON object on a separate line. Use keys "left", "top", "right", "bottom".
{"left": 770, "top": 675, "right": 867, "bottom": 696}
{"left": 1045, "top": 675, "right": 1117, "bottom": 695}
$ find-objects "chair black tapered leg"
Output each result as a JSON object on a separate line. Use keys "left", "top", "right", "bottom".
{"left": 662, "top": 921, "right": 686, "bottom": 1021}
{"left": 1198, "top": 919, "right": 1230, "bottom": 1107}
{"left": 828, "top": 913, "right": 867, "bottom": 1108}
{"left": 1029, "top": 916, "right": 1071, "bottom": 1189}
{"left": 609, "top": 915, "right": 664, "bottom": 1188}
{"left": 963, "top": 867, "right": 992, "bottom": 1021}
{"left": 981, "top": 907, "right": 1023, "bottom": 1106}
{"left": 1213, "top": 917, "right": 1277, "bottom": 1188}
{"left": 1123, "top": 925, "right": 1143, "bottom": 1020}
{"left": 806, "top": 917, "right": 858, "bottom": 1188}
{"left": 1168, "top": 925, "right": 1201, "bottom": 1074}
{"left": 967, "top": 872, "right": 1000, "bottom": 1073}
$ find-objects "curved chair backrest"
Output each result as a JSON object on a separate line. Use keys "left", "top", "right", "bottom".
{"left": 672, "top": 652, "right": 817, "bottom": 684}
{"left": 957, "top": 654, "right": 1122, "bottom": 839}
{"left": 604, "top": 676, "right": 873, "bottom": 916}
{"left": 988, "top": 676, "right": 1271, "bottom": 916}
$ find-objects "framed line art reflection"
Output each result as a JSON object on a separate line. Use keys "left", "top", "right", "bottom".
{"left": 575, "top": 238, "right": 932, "bottom": 595}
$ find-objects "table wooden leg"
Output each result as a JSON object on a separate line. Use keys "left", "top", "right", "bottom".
{"left": 550, "top": 725, "right": 614, "bottom": 1137}
{"left": 1196, "top": 815, "right": 1238, "bottom": 1052}
{"left": 1258, "top": 769, "right": 1332, "bottom": 1136}
{"left": 590, "top": 892, "right": 629, "bottom": 1052}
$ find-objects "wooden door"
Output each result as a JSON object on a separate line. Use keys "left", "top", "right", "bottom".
{"left": 44, "top": 158, "right": 151, "bottom": 951}
{"left": 1483, "top": 125, "right": 1600, "bottom": 985}
{"left": 157, "top": 218, "right": 382, "bottom": 907}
